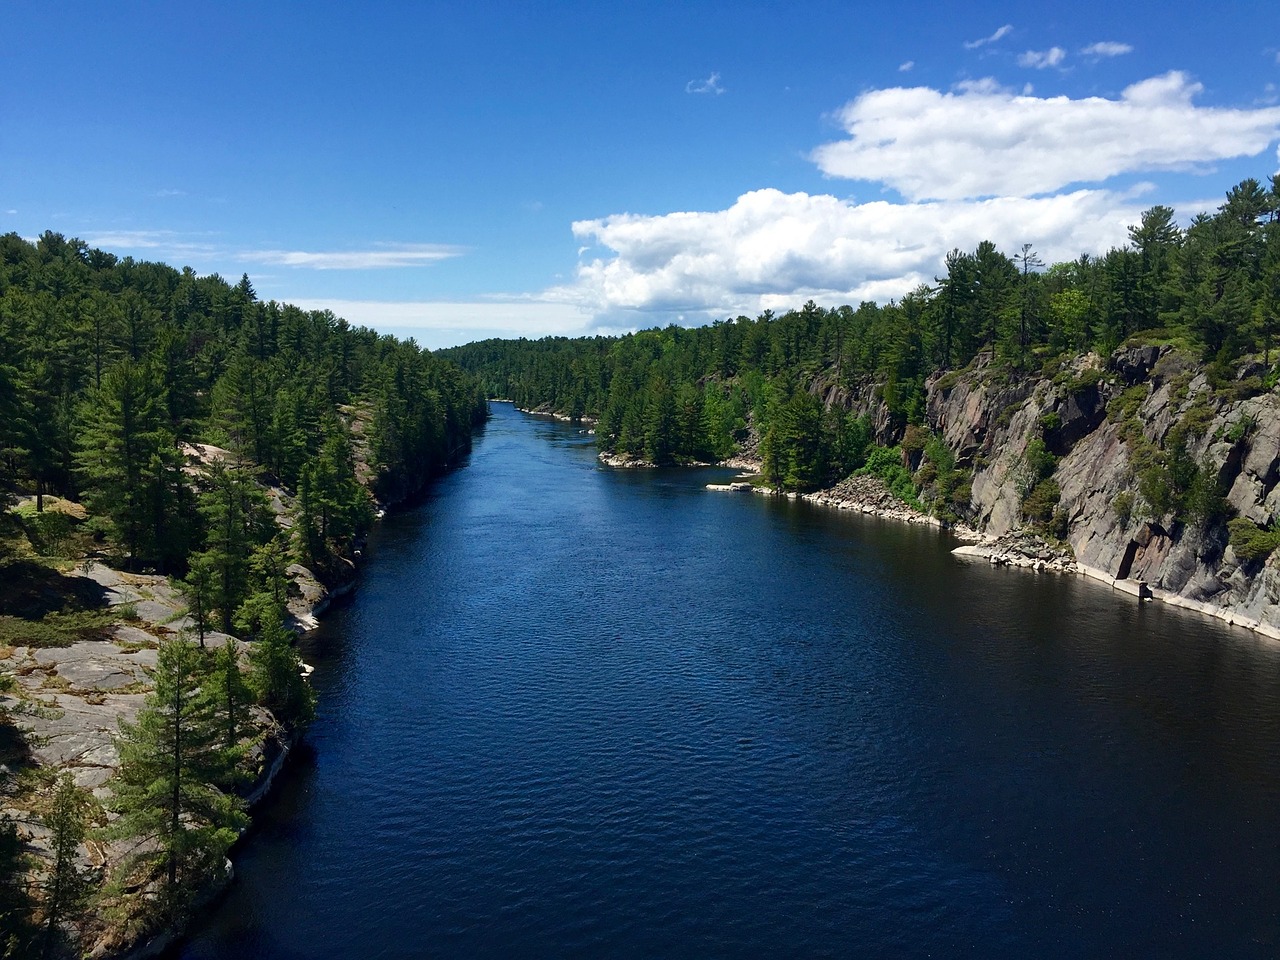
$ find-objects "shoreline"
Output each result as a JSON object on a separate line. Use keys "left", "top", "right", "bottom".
{"left": 6, "top": 451, "right": 463, "bottom": 958}
{"left": 703, "top": 464, "right": 1280, "bottom": 643}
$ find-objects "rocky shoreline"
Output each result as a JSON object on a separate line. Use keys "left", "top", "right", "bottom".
{"left": 704, "top": 463, "right": 1280, "bottom": 642}
{"left": 0, "top": 433, "right": 440, "bottom": 957}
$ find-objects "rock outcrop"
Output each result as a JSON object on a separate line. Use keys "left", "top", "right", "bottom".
{"left": 917, "top": 347, "right": 1280, "bottom": 637}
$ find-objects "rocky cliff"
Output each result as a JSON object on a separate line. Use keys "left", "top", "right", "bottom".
{"left": 910, "top": 345, "right": 1280, "bottom": 637}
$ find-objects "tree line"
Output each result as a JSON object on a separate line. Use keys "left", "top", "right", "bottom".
{"left": 0, "top": 230, "right": 486, "bottom": 571}
{"left": 443, "top": 176, "right": 1280, "bottom": 495}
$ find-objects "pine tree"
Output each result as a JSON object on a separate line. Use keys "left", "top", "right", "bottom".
{"left": 39, "top": 774, "right": 92, "bottom": 958}
{"left": 196, "top": 458, "right": 271, "bottom": 633}
{"left": 248, "top": 608, "right": 314, "bottom": 731}
{"left": 177, "top": 552, "right": 217, "bottom": 647}
{"left": 205, "top": 641, "right": 254, "bottom": 780}
{"left": 74, "top": 360, "right": 191, "bottom": 570}
{"left": 106, "top": 638, "right": 245, "bottom": 923}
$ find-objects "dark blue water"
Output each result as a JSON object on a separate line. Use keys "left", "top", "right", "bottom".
{"left": 183, "top": 403, "right": 1280, "bottom": 958}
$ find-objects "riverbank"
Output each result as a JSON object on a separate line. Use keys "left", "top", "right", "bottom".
{"left": 0, "top": 430, "right": 470, "bottom": 956}
{"left": 701, "top": 460, "right": 1280, "bottom": 643}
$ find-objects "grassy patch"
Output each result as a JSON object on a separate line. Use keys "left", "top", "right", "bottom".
{"left": 0, "top": 609, "right": 123, "bottom": 649}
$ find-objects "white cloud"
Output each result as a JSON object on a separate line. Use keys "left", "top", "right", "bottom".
{"left": 244, "top": 244, "right": 464, "bottom": 269}
{"left": 81, "top": 229, "right": 219, "bottom": 260}
{"left": 75, "top": 232, "right": 463, "bottom": 271}
{"left": 685, "top": 72, "right": 724, "bottom": 95}
{"left": 154, "top": 188, "right": 187, "bottom": 198}
{"left": 1082, "top": 41, "right": 1133, "bottom": 58}
{"left": 812, "top": 72, "right": 1280, "bottom": 200}
{"left": 1018, "top": 47, "right": 1066, "bottom": 69}
{"left": 898, "top": 61, "right": 914, "bottom": 72}
{"left": 964, "top": 25, "right": 1013, "bottom": 50}
{"left": 286, "top": 298, "right": 597, "bottom": 349}
{"left": 552, "top": 187, "right": 1152, "bottom": 321}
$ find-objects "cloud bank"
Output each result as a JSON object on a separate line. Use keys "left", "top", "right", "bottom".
{"left": 812, "top": 72, "right": 1280, "bottom": 200}
{"left": 557, "top": 188, "right": 1146, "bottom": 320}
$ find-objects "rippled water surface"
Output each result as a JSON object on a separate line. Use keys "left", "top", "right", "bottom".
{"left": 183, "top": 402, "right": 1280, "bottom": 958}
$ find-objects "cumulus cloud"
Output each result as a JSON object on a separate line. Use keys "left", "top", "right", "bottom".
{"left": 964, "top": 25, "right": 1013, "bottom": 50}
{"left": 811, "top": 72, "right": 1280, "bottom": 200}
{"left": 552, "top": 187, "right": 1149, "bottom": 320}
{"left": 685, "top": 72, "right": 724, "bottom": 95}
{"left": 1018, "top": 47, "right": 1066, "bottom": 69}
{"left": 898, "top": 61, "right": 914, "bottom": 72}
{"left": 245, "top": 244, "right": 464, "bottom": 269}
{"left": 1082, "top": 41, "right": 1133, "bottom": 58}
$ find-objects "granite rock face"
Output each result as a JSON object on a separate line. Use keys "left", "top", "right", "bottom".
{"left": 917, "top": 349, "right": 1280, "bottom": 636}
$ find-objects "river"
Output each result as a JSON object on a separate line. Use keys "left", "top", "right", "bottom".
{"left": 182, "top": 402, "right": 1280, "bottom": 958}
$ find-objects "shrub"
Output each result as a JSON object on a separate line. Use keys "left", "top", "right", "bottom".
{"left": 1016, "top": 438, "right": 1057, "bottom": 497}
{"left": 856, "top": 445, "right": 923, "bottom": 510}
{"left": 1021, "top": 479, "right": 1061, "bottom": 524}
{"left": 1113, "top": 490, "right": 1134, "bottom": 525}
{"left": 1228, "top": 518, "right": 1280, "bottom": 565}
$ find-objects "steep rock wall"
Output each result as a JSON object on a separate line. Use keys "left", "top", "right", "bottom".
{"left": 919, "top": 348, "right": 1280, "bottom": 635}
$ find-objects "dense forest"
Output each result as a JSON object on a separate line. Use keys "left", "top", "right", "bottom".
{"left": 0, "top": 232, "right": 486, "bottom": 954}
{"left": 0, "top": 231, "right": 487, "bottom": 572}
{"left": 443, "top": 176, "right": 1280, "bottom": 504}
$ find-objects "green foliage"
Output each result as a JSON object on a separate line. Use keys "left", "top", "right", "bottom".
{"left": 1225, "top": 414, "right": 1256, "bottom": 444}
{"left": 0, "top": 608, "right": 121, "bottom": 649}
{"left": 1113, "top": 490, "right": 1135, "bottom": 525}
{"left": 856, "top": 446, "right": 922, "bottom": 509}
{"left": 17, "top": 509, "right": 82, "bottom": 560}
{"left": 1112, "top": 387, "right": 1152, "bottom": 430}
{"left": 105, "top": 638, "right": 247, "bottom": 924}
{"left": 207, "top": 640, "right": 254, "bottom": 776}
{"left": 177, "top": 552, "right": 217, "bottom": 646}
{"left": 248, "top": 608, "right": 315, "bottom": 731}
{"left": 297, "top": 425, "right": 372, "bottom": 566}
{"left": 917, "top": 433, "right": 969, "bottom": 520}
{"left": 1016, "top": 438, "right": 1057, "bottom": 498}
{"left": 39, "top": 773, "right": 94, "bottom": 954}
{"left": 1021, "top": 479, "right": 1061, "bottom": 524}
{"left": 194, "top": 459, "right": 273, "bottom": 633}
{"left": 1228, "top": 518, "right": 1280, "bottom": 565}
{"left": 0, "top": 228, "right": 484, "bottom": 596}
{"left": 74, "top": 360, "right": 194, "bottom": 571}
{"left": 0, "top": 815, "right": 36, "bottom": 959}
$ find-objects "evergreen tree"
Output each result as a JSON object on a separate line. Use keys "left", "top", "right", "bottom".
{"left": 205, "top": 641, "right": 254, "bottom": 778}
{"left": 106, "top": 638, "right": 245, "bottom": 923}
{"left": 177, "top": 553, "right": 217, "bottom": 646}
{"left": 195, "top": 459, "right": 271, "bottom": 633}
{"left": 248, "top": 608, "right": 314, "bottom": 731}
{"left": 39, "top": 774, "right": 92, "bottom": 958}
{"left": 74, "top": 360, "right": 191, "bottom": 570}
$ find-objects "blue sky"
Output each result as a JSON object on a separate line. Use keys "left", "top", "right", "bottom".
{"left": 4, "top": 1, "right": 1280, "bottom": 348}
